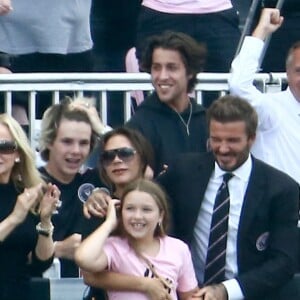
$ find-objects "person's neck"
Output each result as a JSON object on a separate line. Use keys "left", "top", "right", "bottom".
{"left": 168, "top": 96, "right": 190, "bottom": 113}
{"left": 114, "top": 185, "right": 125, "bottom": 199}
{"left": 0, "top": 171, "right": 11, "bottom": 184}
{"left": 45, "top": 164, "right": 75, "bottom": 184}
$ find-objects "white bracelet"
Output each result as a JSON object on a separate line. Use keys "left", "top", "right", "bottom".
{"left": 36, "top": 222, "right": 54, "bottom": 237}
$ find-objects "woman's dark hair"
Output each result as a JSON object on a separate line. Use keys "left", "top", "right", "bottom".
{"left": 99, "top": 127, "right": 154, "bottom": 190}
{"left": 207, "top": 95, "right": 258, "bottom": 139}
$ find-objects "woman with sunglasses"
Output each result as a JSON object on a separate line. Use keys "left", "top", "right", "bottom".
{"left": 99, "top": 127, "right": 154, "bottom": 197}
{"left": 83, "top": 127, "right": 154, "bottom": 221}
{"left": 82, "top": 127, "right": 175, "bottom": 300}
{"left": 0, "top": 114, "right": 60, "bottom": 300}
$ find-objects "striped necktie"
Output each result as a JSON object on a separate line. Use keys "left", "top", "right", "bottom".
{"left": 204, "top": 173, "right": 233, "bottom": 285}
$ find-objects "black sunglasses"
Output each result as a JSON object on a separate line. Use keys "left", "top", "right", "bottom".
{"left": 101, "top": 147, "right": 136, "bottom": 166}
{"left": 0, "top": 140, "right": 18, "bottom": 154}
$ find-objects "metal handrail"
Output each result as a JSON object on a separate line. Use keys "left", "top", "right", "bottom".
{"left": 0, "top": 72, "right": 287, "bottom": 146}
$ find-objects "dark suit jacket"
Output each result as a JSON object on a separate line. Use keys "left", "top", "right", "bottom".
{"left": 157, "top": 152, "right": 299, "bottom": 299}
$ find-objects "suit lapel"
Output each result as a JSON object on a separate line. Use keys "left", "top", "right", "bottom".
{"left": 188, "top": 153, "right": 215, "bottom": 227}
{"left": 238, "top": 158, "right": 267, "bottom": 238}
{"left": 197, "top": 154, "right": 215, "bottom": 201}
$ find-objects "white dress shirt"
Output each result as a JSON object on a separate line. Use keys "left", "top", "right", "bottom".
{"left": 229, "top": 36, "right": 300, "bottom": 184}
{"left": 191, "top": 155, "right": 252, "bottom": 300}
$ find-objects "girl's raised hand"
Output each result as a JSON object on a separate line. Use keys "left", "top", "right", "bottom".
{"left": 105, "top": 199, "right": 121, "bottom": 229}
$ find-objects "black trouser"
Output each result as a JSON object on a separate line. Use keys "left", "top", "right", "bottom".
{"left": 135, "top": 7, "right": 241, "bottom": 73}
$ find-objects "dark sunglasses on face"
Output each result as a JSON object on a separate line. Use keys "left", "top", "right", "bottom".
{"left": 101, "top": 147, "right": 136, "bottom": 166}
{"left": 0, "top": 140, "right": 18, "bottom": 154}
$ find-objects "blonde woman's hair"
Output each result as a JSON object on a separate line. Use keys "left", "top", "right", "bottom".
{"left": 0, "top": 114, "right": 45, "bottom": 193}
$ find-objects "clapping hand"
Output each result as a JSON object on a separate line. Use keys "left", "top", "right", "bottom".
{"left": 11, "top": 183, "right": 44, "bottom": 224}
{"left": 39, "top": 183, "right": 61, "bottom": 221}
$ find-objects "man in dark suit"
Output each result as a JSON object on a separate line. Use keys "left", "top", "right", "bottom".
{"left": 82, "top": 95, "right": 299, "bottom": 299}
{"left": 157, "top": 95, "right": 299, "bottom": 299}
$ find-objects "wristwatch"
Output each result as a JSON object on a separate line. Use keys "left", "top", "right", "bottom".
{"left": 36, "top": 222, "right": 54, "bottom": 237}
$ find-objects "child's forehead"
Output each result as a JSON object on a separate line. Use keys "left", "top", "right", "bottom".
{"left": 124, "top": 190, "right": 158, "bottom": 205}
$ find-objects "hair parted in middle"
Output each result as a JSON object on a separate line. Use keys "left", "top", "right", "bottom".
{"left": 120, "top": 178, "right": 170, "bottom": 237}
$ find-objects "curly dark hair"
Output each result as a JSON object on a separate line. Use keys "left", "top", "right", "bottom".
{"left": 139, "top": 30, "right": 206, "bottom": 93}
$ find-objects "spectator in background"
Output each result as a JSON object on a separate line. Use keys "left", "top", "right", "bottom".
{"left": 38, "top": 97, "right": 108, "bottom": 277}
{"left": 91, "top": 0, "right": 141, "bottom": 74}
{"left": 126, "top": 31, "right": 208, "bottom": 176}
{"left": 0, "top": 113, "right": 59, "bottom": 300}
{"left": 229, "top": 8, "right": 300, "bottom": 184}
{"left": 135, "top": 0, "right": 240, "bottom": 74}
{"left": 90, "top": 0, "right": 141, "bottom": 127}
{"left": 260, "top": 0, "right": 300, "bottom": 72}
{"left": 132, "top": 0, "right": 241, "bottom": 107}
{"left": 0, "top": 0, "right": 94, "bottom": 120}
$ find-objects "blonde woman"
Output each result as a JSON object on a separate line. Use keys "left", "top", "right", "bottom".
{"left": 0, "top": 114, "right": 60, "bottom": 300}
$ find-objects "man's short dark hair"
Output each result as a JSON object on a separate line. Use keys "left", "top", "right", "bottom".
{"left": 207, "top": 95, "right": 258, "bottom": 138}
{"left": 139, "top": 31, "right": 206, "bottom": 93}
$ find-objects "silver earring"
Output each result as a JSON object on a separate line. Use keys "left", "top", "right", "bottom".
{"left": 15, "top": 157, "right": 20, "bottom": 163}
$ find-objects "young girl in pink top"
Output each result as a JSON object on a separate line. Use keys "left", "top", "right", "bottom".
{"left": 75, "top": 179, "right": 199, "bottom": 299}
